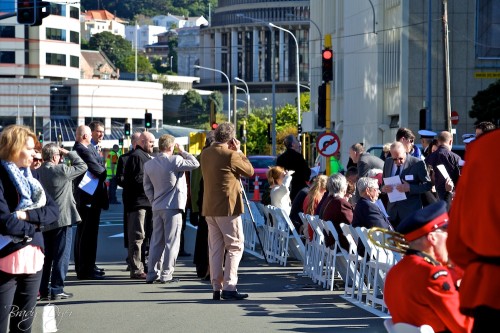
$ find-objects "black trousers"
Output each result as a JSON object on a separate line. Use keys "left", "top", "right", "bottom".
{"left": 0, "top": 269, "right": 42, "bottom": 333}
{"left": 74, "top": 204, "right": 102, "bottom": 277}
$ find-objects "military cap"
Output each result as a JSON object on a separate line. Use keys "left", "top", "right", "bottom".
{"left": 418, "top": 129, "right": 437, "bottom": 139}
{"left": 397, "top": 201, "right": 449, "bottom": 242}
{"left": 462, "top": 134, "right": 475, "bottom": 144}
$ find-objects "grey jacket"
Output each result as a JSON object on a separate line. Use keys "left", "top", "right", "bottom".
{"left": 143, "top": 151, "right": 199, "bottom": 212}
{"left": 38, "top": 151, "right": 88, "bottom": 231}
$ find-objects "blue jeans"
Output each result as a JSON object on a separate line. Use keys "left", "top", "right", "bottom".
{"left": 40, "top": 226, "right": 72, "bottom": 296}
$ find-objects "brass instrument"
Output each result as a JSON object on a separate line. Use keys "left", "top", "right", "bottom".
{"left": 367, "top": 227, "right": 409, "bottom": 254}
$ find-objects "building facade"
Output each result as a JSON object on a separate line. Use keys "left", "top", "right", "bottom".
{"left": 309, "top": 0, "right": 500, "bottom": 164}
{"left": 195, "top": 0, "right": 311, "bottom": 111}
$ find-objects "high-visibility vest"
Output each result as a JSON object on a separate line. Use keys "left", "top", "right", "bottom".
{"left": 106, "top": 150, "right": 120, "bottom": 179}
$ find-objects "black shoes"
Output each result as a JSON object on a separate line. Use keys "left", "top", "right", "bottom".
{"left": 221, "top": 290, "right": 248, "bottom": 300}
{"left": 213, "top": 291, "right": 221, "bottom": 300}
{"left": 77, "top": 273, "right": 105, "bottom": 280}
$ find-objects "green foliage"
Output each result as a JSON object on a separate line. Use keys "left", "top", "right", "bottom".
{"left": 300, "top": 91, "right": 310, "bottom": 112}
{"left": 156, "top": 75, "right": 181, "bottom": 91}
{"left": 88, "top": 32, "right": 133, "bottom": 70}
{"left": 180, "top": 90, "right": 204, "bottom": 112}
{"left": 469, "top": 79, "right": 500, "bottom": 125}
{"left": 122, "top": 55, "right": 155, "bottom": 75}
{"left": 245, "top": 111, "right": 272, "bottom": 155}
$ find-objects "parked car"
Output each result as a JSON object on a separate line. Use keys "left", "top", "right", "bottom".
{"left": 242, "top": 155, "right": 277, "bottom": 193}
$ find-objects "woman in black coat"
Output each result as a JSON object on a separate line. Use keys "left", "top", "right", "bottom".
{"left": 0, "top": 125, "right": 59, "bottom": 333}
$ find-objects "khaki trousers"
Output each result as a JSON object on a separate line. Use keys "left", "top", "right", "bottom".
{"left": 206, "top": 215, "right": 244, "bottom": 292}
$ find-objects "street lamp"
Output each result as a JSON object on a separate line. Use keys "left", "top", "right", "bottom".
{"left": 236, "top": 13, "right": 277, "bottom": 155}
{"left": 234, "top": 77, "right": 251, "bottom": 117}
{"left": 91, "top": 86, "right": 100, "bottom": 122}
{"left": 269, "top": 23, "right": 301, "bottom": 141}
{"left": 194, "top": 65, "right": 231, "bottom": 121}
{"left": 17, "top": 85, "right": 21, "bottom": 125}
{"left": 300, "top": 84, "right": 311, "bottom": 91}
{"left": 286, "top": 14, "right": 323, "bottom": 51}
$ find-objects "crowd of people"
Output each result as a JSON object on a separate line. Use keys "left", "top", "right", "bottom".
{"left": 0, "top": 119, "right": 498, "bottom": 332}
{"left": 268, "top": 121, "right": 498, "bottom": 333}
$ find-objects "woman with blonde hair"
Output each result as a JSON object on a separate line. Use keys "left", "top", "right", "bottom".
{"left": 302, "top": 175, "right": 328, "bottom": 239}
{"left": 0, "top": 125, "right": 59, "bottom": 332}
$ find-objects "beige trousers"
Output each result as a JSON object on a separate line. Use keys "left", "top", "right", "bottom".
{"left": 206, "top": 215, "right": 244, "bottom": 292}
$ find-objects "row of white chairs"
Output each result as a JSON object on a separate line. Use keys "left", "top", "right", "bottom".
{"left": 298, "top": 213, "right": 401, "bottom": 314}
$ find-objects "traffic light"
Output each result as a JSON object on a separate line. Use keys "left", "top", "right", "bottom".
{"left": 38, "top": 133, "right": 44, "bottom": 144}
{"left": 145, "top": 112, "right": 152, "bottom": 128}
{"left": 118, "top": 137, "right": 124, "bottom": 147}
{"left": 17, "top": 0, "right": 50, "bottom": 26}
{"left": 267, "top": 123, "right": 272, "bottom": 144}
{"left": 209, "top": 100, "right": 217, "bottom": 125}
{"left": 298, "top": 124, "right": 302, "bottom": 134}
{"left": 17, "top": 0, "right": 36, "bottom": 25}
{"left": 124, "top": 123, "right": 131, "bottom": 136}
{"left": 419, "top": 108, "right": 427, "bottom": 130}
{"left": 322, "top": 48, "right": 334, "bottom": 82}
{"left": 318, "top": 83, "right": 327, "bottom": 128}
{"left": 211, "top": 122, "right": 218, "bottom": 130}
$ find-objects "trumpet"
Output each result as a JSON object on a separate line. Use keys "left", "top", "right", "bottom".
{"left": 367, "top": 227, "right": 409, "bottom": 254}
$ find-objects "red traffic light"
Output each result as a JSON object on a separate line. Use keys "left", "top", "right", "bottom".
{"left": 322, "top": 49, "right": 333, "bottom": 60}
{"left": 211, "top": 123, "right": 218, "bottom": 130}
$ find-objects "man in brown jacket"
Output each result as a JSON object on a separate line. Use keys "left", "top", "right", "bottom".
{"left": 200, "top": 122, "right": 254, "bottom": 301}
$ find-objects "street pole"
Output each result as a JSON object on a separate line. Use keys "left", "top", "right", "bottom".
{"left": 442, "top": 0, "right": 452, "bottom": 132}
{"left": 17, "top": 85, "right": 21, "bottom": 125}
{"left": 235, "top": 77, "right": 251, "bottom": 117}
{"left": 269, "top": 23, "right": 301, "bottom": 156}
{"left": 194, "top": 65, "right": 231, "bottom": 121}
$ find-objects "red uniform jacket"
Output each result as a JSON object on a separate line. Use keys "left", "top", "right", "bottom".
{"left": 448, "top": 130, "right": 500, "bottom": 316}
{"left": 385, "top": 252, "right": 472, "bottom": 332}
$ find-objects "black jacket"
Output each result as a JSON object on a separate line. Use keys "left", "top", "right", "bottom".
{"left": 0, "top": 163, "right": 59, "bottom": 258}
{"left": 123, "top": 146, "right": 152, "bottom": 209}
{"left": 276, "top": 148, "right": 311, "bottom": 202}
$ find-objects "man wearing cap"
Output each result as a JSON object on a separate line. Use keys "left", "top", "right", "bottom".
{"left": 384, "top": 201, "right": 472, "bottom": 332}
{"left": 418, "top": 129, "right": 437, "bottom": 158}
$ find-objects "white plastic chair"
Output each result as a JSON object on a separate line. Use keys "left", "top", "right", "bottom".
{"left": 384, "top": 318, "right": 435, "bottom": 333}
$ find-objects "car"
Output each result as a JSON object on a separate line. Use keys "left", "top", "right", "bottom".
{"left": 243, "top": 155, "right": 277, "bottom": 193}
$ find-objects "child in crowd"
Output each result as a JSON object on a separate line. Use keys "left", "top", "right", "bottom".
{"left": 266, "top": 166, "right": 294, "bottom": 216}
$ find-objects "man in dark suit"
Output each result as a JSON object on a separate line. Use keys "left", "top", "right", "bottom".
{"left": 200, "top": 122, "right": 254, "bottom": 301}
{"left": 123, "top": 131, "right": 155, "bottom": 279}
{"left": 276, "top": 135, "right": 311, "bottom": 202}
{"left": 73, "top": 124, "right": 109, "bottom": 280}
{"left": 381, "top": 141, "right": 431, "bottom": 228}
{"left": 348, "top": 143, "right": 384, "bottom": 178}
{"left": 116, "top": 132, "right": 141, "bottom": 254}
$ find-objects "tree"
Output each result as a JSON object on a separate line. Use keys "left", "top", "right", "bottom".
{"left": 87, "top": 32, "right": 133, "bottom": 70}
{"left": 205, "top": 91, "right": 223, "bottom": 119}
{"left": 122, "top": 55, "right": 155, "bottom": 76}
{"left": 469, "top": 79, "right": 500, "bottom": 125}
{"left": 180, "top": 90, "right": 204, "bottom": 125}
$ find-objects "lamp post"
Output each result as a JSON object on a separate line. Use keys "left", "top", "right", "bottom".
{"left": 269, "top": 23, "right": 301, "bottom": 143}
{"left": 91, "top": 86, "right": 100, "bottom": 122}
{"left": 194, "top": 65, "right": 231, "bottom": 121}
{"left": 234, "top": 77, "right": 251, "bottom": 117}
{"left": 17, "top": 85, "right": 21, "bottom": 125}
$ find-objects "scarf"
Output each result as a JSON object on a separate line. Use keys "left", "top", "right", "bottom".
{"left": 1, "top": 160, "right": 46, "bottom": 211}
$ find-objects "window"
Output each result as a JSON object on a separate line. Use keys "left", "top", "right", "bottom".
{"left": 70, "top": 55, "right": 79, "bottom": 68}
{"left": 0, "top": 26, "right": 15, "bottom": 38}
{"left": 69, "top": 6, "right": 79, "bottom": 19}
{"left": 46, "top": 53, "right": 66, "bottom": 66}
{"left": 46, "top": 28, "right": 66, "bottom": 41}
{"left": 70, "top": 31, "right": 79, "bottom": 44}
{"left": 49, "top": 3, "right": 66, "bottom": 17}
{"left": 477, "top": 0, "right": 500, "bottom": 58}
{"left": 0, "top": 51, "right": 15, "bottom": 64}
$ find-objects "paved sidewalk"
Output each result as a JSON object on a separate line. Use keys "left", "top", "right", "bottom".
{"left": 32, "top": 253, "right": 387, "bottom": 333}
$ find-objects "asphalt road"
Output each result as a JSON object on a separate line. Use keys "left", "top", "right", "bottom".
{"left": 30, "top": 189, "right": 387, "bottom": 333}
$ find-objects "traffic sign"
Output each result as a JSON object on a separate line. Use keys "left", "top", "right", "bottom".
{"left": 451, "top": 111, "right": 459, "bottom": 125}
{"left": 316, "top": 132, "right": 341, "bottom": 157}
